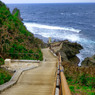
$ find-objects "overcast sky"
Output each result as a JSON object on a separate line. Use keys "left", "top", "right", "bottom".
{"left": 1, "top": 0, "right": 95, "bottom": 4}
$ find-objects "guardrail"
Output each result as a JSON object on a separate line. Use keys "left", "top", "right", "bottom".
{"left": 58, "top": 53, "right": 71, "bottom": 95}
{"left": 51, "top": 50, "right": 72, "bottom": 95}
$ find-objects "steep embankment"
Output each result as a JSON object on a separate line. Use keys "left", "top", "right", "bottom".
{"left": 0, "top": 1, "right": 43, "bottom": 63}
{"left": 0, "top": 1, "right": 43, "bottom": 84}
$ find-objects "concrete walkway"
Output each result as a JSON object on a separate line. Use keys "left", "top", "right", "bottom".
{"left": 0, "top": 48, "right": 57, "bottom": 95}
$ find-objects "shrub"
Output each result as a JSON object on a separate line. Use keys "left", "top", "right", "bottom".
{"left": 79, "top": 73, "right": 88, "bottom": 86}
{"left": 69, "top": 86, "right": 75, "bottom": 93}
{"left": 0, "top": 68, "right": 11, "bottom": 85}
{"left": 0, "top": 18, "right": 2, "bottom": 25}
{"left": 0, "top": 58, "right": 4, "bottom": 65}
{"left": 8, "top": 24, "right": 11, "bottom": 31}
{"left": 87, "top": 77, "right": 95, "bottom": 88}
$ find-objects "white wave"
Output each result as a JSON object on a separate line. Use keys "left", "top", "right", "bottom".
{"left": 61, "top": 13, "right": 64, "bottom": 15}
{"left": 63, "top": 34, "right": 80, "bottom": 42}
{"left": 92, "top": 25, "right": 95, "bottom": 27}
{"left": 24, "top": 22, "right": 81, "bottom": 42}
{"left": 24, "top": 22, "right": 81, "bottom": 33}
{"left": 72, "top": 13, "right": 79, "bottom": 15}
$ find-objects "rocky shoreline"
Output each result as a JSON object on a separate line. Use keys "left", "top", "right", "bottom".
{"left": 49, "top": 40, "right": 83, "bottom": 66}
{"left": 49, "top": 40, "right": 95, "bottom": 67}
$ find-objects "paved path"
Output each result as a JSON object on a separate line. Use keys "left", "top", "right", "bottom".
{"left": 0, "top": 48, "right": 57, "bottom": 95}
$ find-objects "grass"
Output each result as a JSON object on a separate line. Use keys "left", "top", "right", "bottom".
{"left": 69, "top": 84, "right": 95, "bottom": 95}
{"left": 0, "top": 1, "right": 43, "bottom": 61}
{"left": 64, "top": 65, "right": 95, "bottom": 95}
{"left": 0, "top": 68, "right": 12, "bottom": 85}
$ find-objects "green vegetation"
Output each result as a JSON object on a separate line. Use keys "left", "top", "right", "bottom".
{"left": 64, "top": 65, "right": 95, "bottom": 95}
{"left": 0, "top": 1, "right": 43, "bottom": 61}
{"left": 0, "top": 68, "right": 11, "bottom": 85}
{"left": 0, "top": 57, "right": 4, "bottom": 66}
{"left": 0, "top": 1, "right": 43, "bottom": 85}
{"left": 13, "top": 10, "right": 19, "bottom": 17}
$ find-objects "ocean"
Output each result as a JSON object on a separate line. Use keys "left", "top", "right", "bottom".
{"left": 7, "top": 3, "right": 95, "bottom": 65}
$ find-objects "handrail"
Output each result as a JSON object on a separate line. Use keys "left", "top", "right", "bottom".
{"left": 51, "top": 50, "right": 72, "bottom": 95}
{"left": 59, "top": 53, "right": 72, "bottom": 95}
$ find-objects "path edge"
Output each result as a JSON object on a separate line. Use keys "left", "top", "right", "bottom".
{"left": 0, "top": 64, "right": 40, "bottom": 93}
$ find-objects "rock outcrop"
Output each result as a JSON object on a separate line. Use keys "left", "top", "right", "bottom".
{"left": 59, "top": 40, "right": 83, "bottom": 65}
{"left": 50, "top": 40, "right": 83, "bottom": 66}
{"left": 12, "top": 8, "right": 23, "bottom": 21}
{"left": 81, "top": 55, "right": 95, "bottom": 66}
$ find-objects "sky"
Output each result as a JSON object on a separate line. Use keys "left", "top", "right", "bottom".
{"left": 1, "top": 0, "right": 95, "bottom": 4}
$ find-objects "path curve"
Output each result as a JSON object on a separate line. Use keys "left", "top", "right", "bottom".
{"left": 0, "top": 48, "right": 57, "bottom": 95}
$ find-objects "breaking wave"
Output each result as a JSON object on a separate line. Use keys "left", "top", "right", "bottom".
{"left": 24, "top": 22, "right": 81, "bottom": 33}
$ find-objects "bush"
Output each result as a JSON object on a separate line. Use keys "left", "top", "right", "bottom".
{"left": 87, "top": 77, "right": 95, "bottom": 88}
{"left": 0, "top": 68, "right": 11, "bottom": 85}
{"left": 0, "top": 18, "right": 2, "bottom": 25}
{"left": 0, "top": 58, "right": 4, "bottom": 65}
{"left": 69, "top": 86, "right": 75, "bottom": 93}
{"left": 8, "top": 24, "right": 11, "bottom": 31}
{"left": 79, "top": 73, "right": 88, "bottom": 86}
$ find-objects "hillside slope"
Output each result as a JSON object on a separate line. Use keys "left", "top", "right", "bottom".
{"left": 0, "top": 1, "right": 43, "bottom": 66}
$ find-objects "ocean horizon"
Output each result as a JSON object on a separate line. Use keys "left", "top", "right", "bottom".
{"left": 6, "top": 3, "right": 95, "bottom": 4}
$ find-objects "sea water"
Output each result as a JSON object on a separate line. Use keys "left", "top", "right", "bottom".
{"left": 7, "top": 3, "right": 95, "bottom": 65}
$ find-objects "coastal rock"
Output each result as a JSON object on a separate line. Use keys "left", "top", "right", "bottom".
{"left": 60, "top": 40, "right": 83, "bottom": 65}
{"left": 61, "top": 40, "right": 83, "bottom": 58}
{"left": 81, "top": 55, "right": 95, "bottom": 66}
{"left": 50, "top": 40, "right": 83, "bottom": 65}
{"left": 12, "top": 8, "right": 23, "bottom": 21}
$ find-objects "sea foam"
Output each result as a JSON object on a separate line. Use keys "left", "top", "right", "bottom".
{"left": 24, "top": 22, "right": 81, "bottom": 33}
{"left": 24, "top": 22, "right": 81, "bottom": 42}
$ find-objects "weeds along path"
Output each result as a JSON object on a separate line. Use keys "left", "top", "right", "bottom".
{"left": 0, "top": 48, "right": 57, "bottom": 95}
